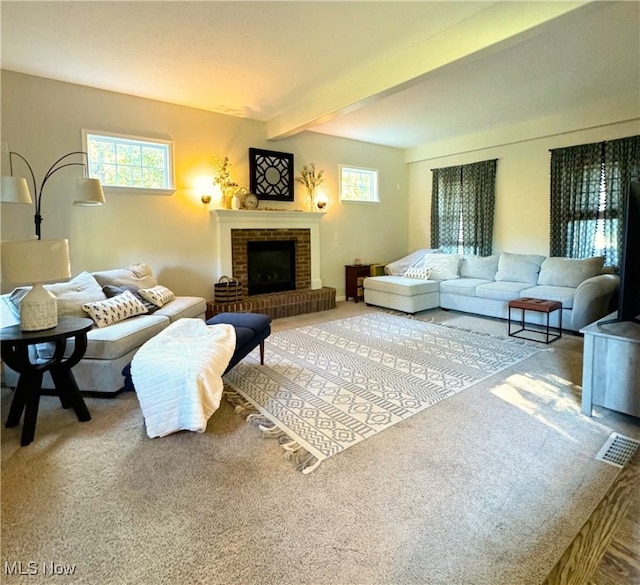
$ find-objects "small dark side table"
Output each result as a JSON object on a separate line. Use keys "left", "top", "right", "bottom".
{"left": 508, "top": 297, "right": 562, "bottom": 344}
{"left": 1, "top": 317, "right": 93, "bottom": 446}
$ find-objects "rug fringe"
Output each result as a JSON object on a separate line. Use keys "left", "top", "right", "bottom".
{"left": 223, "top": 389, "right": 322, "bottom": 474}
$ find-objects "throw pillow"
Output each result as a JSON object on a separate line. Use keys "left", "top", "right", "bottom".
{"left": 495, "top": 253, "right": 545, "bottom": 285}
{"left": 138, "top": 285, "right": 176, "bottom": 307}
{"left": 460, "top": 255, "right": 499, "bottom": 280}
{"left": 421, "top": 253, "right": 461, "bottom": 281}
{"left": 538, "top": 256, "right": 605, "bottom": 288}
{"left": 82, "top": 290, "right": 149, "bottom": 328}
{"left": 9, "top": 271, "right": 107, "bottom": 319}
{"left": 403, "top": 266, "right": 433, "bottom": 280}
{"left": 92, "top": 263, "right": 158, "bottom": 289}
{"left": 385, "top": 249, "right": 441, "bottom": 276}
{"left": 102, "top": 285, "right": 159, "bottom": 314}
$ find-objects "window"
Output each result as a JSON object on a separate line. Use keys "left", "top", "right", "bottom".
{"left": 83, "top": 130, "right": 174, "bottom": 194}
{"left": 550, "top": 136, "right": 640, "bottom": 267}
{"left": 340, "top": 165, "right": 378, "bottom": 202}
{"left": 430, "top": 159, "right": 497, "bottom": 256}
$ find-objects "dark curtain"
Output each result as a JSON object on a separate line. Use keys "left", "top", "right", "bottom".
{"left": 550, "top": 135, "right": 640, "bottom": 266}
{"left": 431, "top": 159, "right": 496, "bottom": 256}
{"left": 430, "top": 166, "right": 461, "bottom": 252}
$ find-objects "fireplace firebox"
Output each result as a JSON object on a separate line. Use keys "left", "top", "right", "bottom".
{"left": 247, "top": 240, "right": 296, "bottom": 295}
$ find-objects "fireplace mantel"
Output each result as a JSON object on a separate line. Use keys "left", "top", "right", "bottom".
{"left": 211, "top": 209, "right": 326, "bottom": 224}
{"left": 210, "top": 209, "right": 326, "bottom": 289}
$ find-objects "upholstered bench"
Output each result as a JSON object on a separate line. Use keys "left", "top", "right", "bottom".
{"left": 363, "top": 276, "right": 439, "bottom": 314}
{"left": 206, "top": 312, "right": 272, "bottom": 373}
{"left": 122, "top": 312, "right": 271, "bottom": 390}
{"left": 129, "top": 313, "right": 271, "bottom": 438}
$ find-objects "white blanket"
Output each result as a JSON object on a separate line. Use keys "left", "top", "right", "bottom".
{"left": 131, "top": 318, "right": 236, "bottom": 438}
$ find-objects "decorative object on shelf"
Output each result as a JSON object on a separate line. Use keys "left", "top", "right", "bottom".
{"left": 0, "top": 239, "right": 71, "bottom": 331}
{"left": 1, "top": 151, "right": 105, "bottom": 239}
{"left": 315, "top": 190, "right": 328, "bottom": 210}
{"left": 214, "top": 275, "right": 243, "bottom": 303}
{"left": 249, "top": 148, "right": 294, "bottom": 202}
{"left": 295, "top": 162, "right": 325, "bottom": 212}
{"left": 243, "top": 192, "right": 259, "bottom": 209}
{"left": 212, "top": 155, "right": 243, "bottom": 209}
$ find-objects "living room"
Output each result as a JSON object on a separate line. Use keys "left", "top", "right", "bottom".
{"left": 1, "top": 2, "right": 639, "bottom": 584}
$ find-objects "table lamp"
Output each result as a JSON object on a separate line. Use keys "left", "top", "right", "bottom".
{"left": 1, "top": 239, "right": 71, "bottom": 331}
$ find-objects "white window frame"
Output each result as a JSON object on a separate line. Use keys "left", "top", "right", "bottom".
{"left": 339, "top": 165, "right": 379, "bottom": 203}
{"left": 82, "top": 129, "right": 175, "bottom": 196}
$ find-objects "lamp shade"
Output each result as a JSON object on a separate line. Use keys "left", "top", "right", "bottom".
{"left": 1, "top": 176, "right": 33, "bottom": 204}
{"left": 74, "top": 178, "right": 106, "bottom": 206}
{"left": 1, "top": 239, "right": 71, "bottom": 286}
{"left": 1, "top": 239, "right": 71, "bottom": 331}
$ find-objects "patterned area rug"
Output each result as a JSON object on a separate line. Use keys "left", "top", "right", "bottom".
{"left": 224, "top": 313, "right": 541, "bottom": 472}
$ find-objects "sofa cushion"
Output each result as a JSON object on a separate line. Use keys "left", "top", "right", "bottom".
{"left": 92, "top": 262, "right": 158, "bottom": 289}
{"left": 421, "top": 253, "right": 462, "bottom": 281}
{"left": 363, "top": 276, "right": 439, "bottom": 296}
{"left": 440, "top": 278, "right": 492, "bottom": 298}
{"left": 9, "top": 271, "right": 107, "bottom": 319}
{"left": 495, "top": 253, "right": 545, "bottom": 285}
{"left": 154, "top": 296, "right": 207, "bottom": 322}
{"left": 475, "top": 281, "right": 533, "bottom": 301}
{"left": 138, "top": 285, "right": 176, "bottom": 307}
{"left": 460, "top": 255, "right": 499, "bottom": 281}
{"left": 81, "top": 315, "right": 169, "bottom": 360}
{"left": 537, "top": 256, "right": 604, "bottom": 288}
{"left": 82, "top": 290, "right": 149, "bottom": 328}
{"left": 518, "top": 285, "right": 576, "bottom": 309}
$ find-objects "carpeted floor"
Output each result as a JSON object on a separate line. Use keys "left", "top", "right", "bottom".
{"left": 2, "top": 303, "right": 639, "bottom": 585}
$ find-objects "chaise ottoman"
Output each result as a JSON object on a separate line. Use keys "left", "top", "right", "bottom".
{"left": 363, "top": 276, "right": 440, "bottom": 314}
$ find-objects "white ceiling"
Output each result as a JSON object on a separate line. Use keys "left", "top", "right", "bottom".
{"left": 1, "top": 1, "right": 639, "bottom": 150}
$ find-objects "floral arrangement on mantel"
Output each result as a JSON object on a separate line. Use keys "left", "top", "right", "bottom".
{"left": 295, "top": 163, "right": 325, "bottom": 211}
{"left": 212, "top": 155, "right": 249, "bottom": 208}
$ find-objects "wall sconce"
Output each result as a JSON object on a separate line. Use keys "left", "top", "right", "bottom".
{"left": 201, "top": 194, "right": 212, "bottom": 204}
{"left": 315, "top": 191, "right": 329, "bottom": 210}
{"left": 1, "top": 151, "right": 105, "bottom": 240}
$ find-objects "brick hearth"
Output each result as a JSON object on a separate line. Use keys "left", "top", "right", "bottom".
{"left": 206, "top": 287, "right": 336, "bottom": 320}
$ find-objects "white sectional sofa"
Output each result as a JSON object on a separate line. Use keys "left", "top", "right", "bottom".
{"left": 1, "top": 263, "right": 206, "bottom": 395}
{"left": 363, "top": 251, "right": 620, "bottom": 332}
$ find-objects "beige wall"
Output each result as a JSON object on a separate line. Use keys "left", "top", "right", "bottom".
{"left": 407, "top": 95, "right": 640, "bottom": 256}
{"left": 1, "top": 71, "right": 408, "bottom": 297}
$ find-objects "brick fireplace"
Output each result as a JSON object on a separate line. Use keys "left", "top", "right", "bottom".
{"left": 208, "top": 210, "right": 336, "bottom": 319}
{"left": 231, "top": 228, "right": 311, "bottom": 297}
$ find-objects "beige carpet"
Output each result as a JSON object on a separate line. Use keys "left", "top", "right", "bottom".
{"left": 2, "top": 303, "right": 639, "bottom": 585}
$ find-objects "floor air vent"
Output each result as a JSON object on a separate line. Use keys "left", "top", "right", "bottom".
{"left": 595, "top": 433, "right": 640, "bottom": 468}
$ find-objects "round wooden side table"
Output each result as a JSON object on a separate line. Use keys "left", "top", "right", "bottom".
{"left": 1, "top": 317, "right": 93, "bottom": 446}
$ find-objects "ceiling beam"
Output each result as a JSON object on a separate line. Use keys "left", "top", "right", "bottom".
{"left": 265, "top": 1, "right": 595, "bottom": 141}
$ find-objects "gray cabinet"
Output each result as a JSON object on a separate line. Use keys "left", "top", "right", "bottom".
{"left": 580, "top": 313, "right": 640, "bottom": 417}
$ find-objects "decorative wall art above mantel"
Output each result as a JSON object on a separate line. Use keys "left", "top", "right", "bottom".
{"left": 249, "top": 148, "right": 294, "bottom": 202}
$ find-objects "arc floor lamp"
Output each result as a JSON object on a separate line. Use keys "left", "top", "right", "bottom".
{"left": 1, "top": 150, "right": 105, "bottom": 239}
{"left": 1, "top": 150, "right": 106, "bottom": 330}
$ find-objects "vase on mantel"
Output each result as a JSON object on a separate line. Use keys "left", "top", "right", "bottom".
{"left": 306, "top": 188, "right": 316, "bottom": 212}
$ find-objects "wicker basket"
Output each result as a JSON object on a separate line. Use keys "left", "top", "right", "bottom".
{"left": 214, "top": 275, "right": 242, "bottom": 303}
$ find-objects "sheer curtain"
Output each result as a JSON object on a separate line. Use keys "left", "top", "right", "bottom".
{"left": 431, "top": 160, "right": 497, "bottom": 255}
{"left": 550, "top": 135, "right": 640, "bottom": 266}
